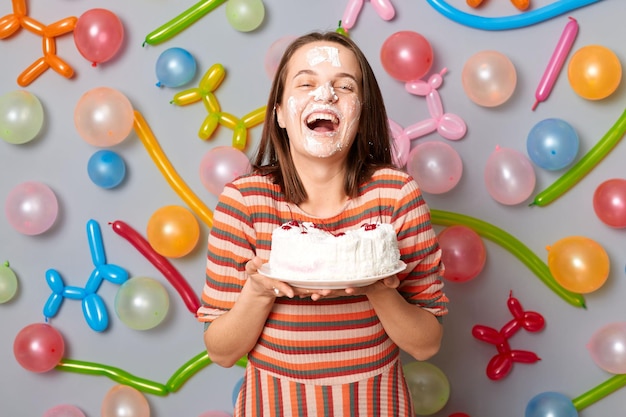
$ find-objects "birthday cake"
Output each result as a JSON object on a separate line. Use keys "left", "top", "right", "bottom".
{"left": 267, "top": 221, "right": 401, "bottom": 280}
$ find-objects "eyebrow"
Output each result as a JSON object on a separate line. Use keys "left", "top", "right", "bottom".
{"left": 292, "top": 69, "right": 359, "bottom": 83}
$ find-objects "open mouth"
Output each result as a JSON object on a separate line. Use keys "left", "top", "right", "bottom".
{"left": 305, "top": 112, "right": 339, "bottom": 133}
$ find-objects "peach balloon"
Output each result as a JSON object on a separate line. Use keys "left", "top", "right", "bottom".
{"left": 462, "top": 50, "right": 517, "bottom": 107}
{"left": 74, "top": 87, "right": 134, "bottom": 147}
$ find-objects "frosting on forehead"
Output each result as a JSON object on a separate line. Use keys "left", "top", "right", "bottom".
{"left": 306, "top": 46, "right": 341, "bottom": 67}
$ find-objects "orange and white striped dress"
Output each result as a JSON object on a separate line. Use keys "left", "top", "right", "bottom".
{"left": 197, "top": 167, "right": 448, "bottom": 416}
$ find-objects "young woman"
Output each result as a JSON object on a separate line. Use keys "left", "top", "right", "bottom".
{"left": 197, "top": 31, "right": 448, "bottom": 416}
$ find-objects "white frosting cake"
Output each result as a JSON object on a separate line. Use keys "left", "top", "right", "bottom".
{"left": 267, "top": 221, "right": 401, "bottom": 280}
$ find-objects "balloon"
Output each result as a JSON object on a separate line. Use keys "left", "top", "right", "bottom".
{"left": 74, "top": 8, "right": 124, "bottom": 66}
{"left": 101, "top": 385, "right": 150, "bottom": 417}
{"left": 13, "top": 323, "right": 64, "bottom": 373}
{"left": 5, "top": 181, "right": 58, "bottom": 235}
{"left": 199, "top": 146, "right": 251, "bottom": 195}
{"left": 264, "top": 35, "right": 296, "bottom": 79}
{"left": 437, "top": 225, "right": 486, "bottom": 282}
{"left": 0, "top": 90, "right": 44, "bottom": 144}
{"left": 526, "top": 118, "right": 579, "bottom": 171}
{"left": 430, "top": 209, "right": 586, "bottom": 308}
{"left": 572, "top": 374, "right": 626, "bottom": 411}
{"left": 425, "top": 0, "right": 601, "bottom": 30}
{"left": 462, "top": 50, "right": 517, "bottom": 107}
{"left": 225, "top": 0, "right": 265, "bottom": 32}
{"left": 525, "top": 392, "right": 577, "bottom": 417}
{"left": 74, "top": 87, "right": 134, "bottom": 147}
{"left": 532, "top": 17, "right": 578, "bottom": 111}
{"left": 568, "top": 45, "right": 622, "bottom": 100}
{"left": 143, "top": 0, "right": 227, "bottom": 46}
{"left": 341, "top": 0, "right": 395, "bottom": 30}
{"left": 594, "top": 178, "right": 626, "bottom": 227}
{"left": 388, "top": 118, "right": 410, "bottom": 168}
{"left": 403, "top": 361, "right": 450, "bottom": 415}
{"left": 170, "top": 64, "right": 265, "bottom": 148}
{"left": 110, "top": 220, "right": 201, "bottom": 315}
{"left": 43, "top": 220, "right": 129, "bottom": 332}
{"left": 167, "top": 351, "right": 212, "bottom": 393}
{"left": 147, "top": 205, "right": 200, "bottom": 258}
{"left": 43, "top": 404, "right": 86, "bottom": 417}
{"left": 87, "top": 150, "right": 127, "bottom": 189}
{"left": 406, "top": 141, "right": 463, "bottom": 195}
{"left": 546, "top": 236, "right": 609, "bottom": 294}
{"left": 380, "top": 31, "right": 433, "bottom": 82}
{"left": 587, "top": 322, "right": 626, "bottom": 374}
{"left": 531, "top": 108, "right": 626, "bottom": 207}
{"left": 133, "top": 110, "right": 214, "bottom": 227}
{"left": 115, "top": 276, "right": 170, "bottom": 330}
{"left": 155, "top": 47, "right": 197, "bottom": 88}
{"left": 403, "top": 68, "right": 467, "bottom": 141}
{"left": 57, "top": 358, "right": 168, "bottom": 396}
{"left": 0, "top": 261, "right": 18, "bottom": 303}
{"left": 484, "top": 146, "right": 536, "bottom": 205}
{"left": 232, "top": 377, "right": 244, "bottom": 407}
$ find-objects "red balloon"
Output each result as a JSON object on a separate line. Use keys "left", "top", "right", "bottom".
{"left": 437, "top": 225, "right": 486, "bottom": 282}
{"left": 13, "top": 323, "right": 64, "bottom": 373}
{"left": 593, "top": 178, "right": 626, "bottom": 228}
{"left": 74, "top": 8, "right": 124, "bottom": 66}
{"left": 380, "top": 31, "right": 433, "bottom": 82}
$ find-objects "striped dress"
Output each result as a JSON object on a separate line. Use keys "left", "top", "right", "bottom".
{"left": 197, "top": 167, "right": 448, "bottom": 416}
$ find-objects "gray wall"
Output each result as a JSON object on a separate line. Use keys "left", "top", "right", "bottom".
{"left": 1, "top": 1, "right": 623, "bottom": 416}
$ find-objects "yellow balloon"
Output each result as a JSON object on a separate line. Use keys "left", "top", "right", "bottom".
{"left": 568, "top": 45, "right": 622, "bottom": 100}
{"left": 146, "top": 205, "right": 200, "bottom": 258}
{"left": 546, "top": 236, "right": 610, "bottom": 294}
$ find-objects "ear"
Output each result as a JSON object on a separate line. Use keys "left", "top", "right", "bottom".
{"left": 275, "top": 105, "right": 286, "bottom": 128}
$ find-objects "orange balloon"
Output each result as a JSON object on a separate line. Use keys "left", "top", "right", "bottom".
{"left": 568, "top": 45, "right": 622, "bottom": 100}
{"left": 546, "top": 236, "right": 610, "bottom": 294}
{"left": 146, "top": 205, "right": 200, "bottom": 258}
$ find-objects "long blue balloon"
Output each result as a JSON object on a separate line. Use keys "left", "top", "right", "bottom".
{"left": 426, "top": 0, "right": 604, "bottom": 31}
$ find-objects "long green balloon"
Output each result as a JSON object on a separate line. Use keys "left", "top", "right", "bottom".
{"left": 166, "top": 351, "right": 212, "bottom": 392}
{"left": 56, "top": 358, "right": 169, "bottom": 396}
{"left": 143, "top": 0, "right": 228, "bottom": 46}
{"left": 530, "top": 108, "right": 626, "bottom": 207}
{"left": 572, "top": 374, "right": 626, "bottom": 410}
{"left": 430, "top": 209, "right": 586, "bottom": 309}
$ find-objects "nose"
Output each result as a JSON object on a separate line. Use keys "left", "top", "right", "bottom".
{"left": 313, "top": 83, "right": 338, "bottom": 103}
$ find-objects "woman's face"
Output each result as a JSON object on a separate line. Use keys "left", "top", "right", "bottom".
{"left": 276, "top": 41, "right": 363, "bottom": 159}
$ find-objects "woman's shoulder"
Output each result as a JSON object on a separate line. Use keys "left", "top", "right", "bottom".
{"left": 368, "top": 167, "right": 415, "bottom": 187}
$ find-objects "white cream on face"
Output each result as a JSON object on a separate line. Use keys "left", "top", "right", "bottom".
{"left": 306, "top": 46, "right": 341, "bottom": 67}
{"left": 309, "top": 82, "right": 338, "bottom": 102}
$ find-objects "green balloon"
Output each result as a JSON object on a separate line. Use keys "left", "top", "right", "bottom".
{"left": 0, "top": 262, "right": 18, "bottom": 303}
{"left": 403, "top": 361, "right": 450, "bottom": 415}
{"left": 0, "top": 90, "right": 44, "bottom": 144}
{"left": 225, "top": 0, "right": 265, "bottom": 32}
{"left": 115, "top": 276, "right": 170, "bottom": 330}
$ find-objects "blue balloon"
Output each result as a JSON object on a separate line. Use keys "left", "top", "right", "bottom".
{"left": 155, "top": 47, "right": 197, "bottom": 88}
{"left": 527, "top": 118, "right": 579, "bottom": 171}
{"left": 87, "top": 150, "right": 126, "bottom": 189}
{"left": 525, "top": 392, "right": 578, "bottom": 417}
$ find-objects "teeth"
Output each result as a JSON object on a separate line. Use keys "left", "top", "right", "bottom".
{"left": 306, "top": 113, "right": 338, "bottom": 125}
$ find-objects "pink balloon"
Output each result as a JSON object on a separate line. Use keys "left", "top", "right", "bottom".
{"left": 5, "top": 181, "right": 58, "bottom": 235}
{"left": 406, "top": 141, "right": 463, "bottom": 194}
{"left": 101, "top": 385, "right": 150, "bottom": 417}
{"left": 484, "top": 146, "right": 536, "bottom": 205}
{"left": 13, "top": 323, "right": 64, "bottom": 373}
{"left": 593, "top": 178, "right": 626, "bottom": 228}
{"left": 74, "top": 8, "right": 124, "bottom": 66}
{"left": 380, "top": 31, "right": 433, "bottom": 82}
{"left": 43, "top": 405, "right": 86, "bottom": 417}
{"left": 389, "top": 118, "right": 410, "bottom": 168}
{"left": 199, "top": 146, "right": 251, "bottom": 195}
{"left": 74, "top": 87, "right": 134, "bottom": 147}
{"left": 437, "top": 225, "right": 486, "bottom": 282}
{"left": 587, "top": 322, "right": 626, "bottom": 374}
{"left": 462, "top": 50, "right": 517, "bottom": 107}
{"left": 264, "top": 35, "right": 296, "bottom": 79}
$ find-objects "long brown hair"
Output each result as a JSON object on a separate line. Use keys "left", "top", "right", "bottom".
{"left": 252, "top": 31, "right": 393, "bottom": 204}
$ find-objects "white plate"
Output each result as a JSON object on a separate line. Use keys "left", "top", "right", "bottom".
{"left": 257, "top": 261, "right": 406, "bottom": 289}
